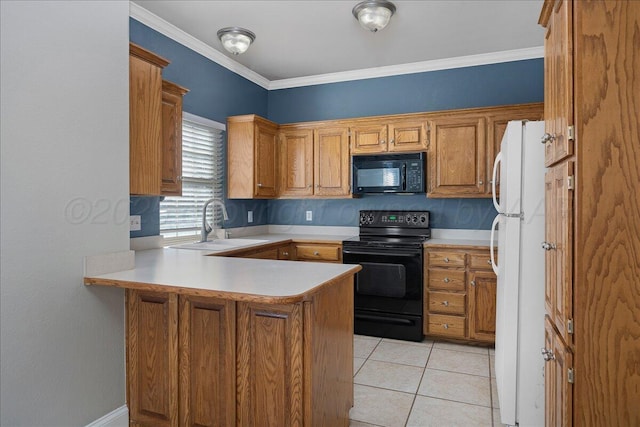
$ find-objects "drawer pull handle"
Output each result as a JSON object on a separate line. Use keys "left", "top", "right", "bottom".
{"left": 442, "top": 324, "right": 449, "bottom": 329}
{"left": 444, "top": 257, "right": 450, "bottom": 263}
{"left": 282, "top": 251, "right": 289, "bottom": 256}
{"left": 314, "top": 251, "right": 320, "bottom": 256}
{"left": 442, "top": 301, "right": 449, "bottom": 307}
{"left": 443, "top": 277, "right": 450, "bottom": 283}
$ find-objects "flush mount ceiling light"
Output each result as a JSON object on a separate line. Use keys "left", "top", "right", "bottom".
{"left": 352, "top": 0, "right": 397, "bottom": 32}
{"left": 217, "top": 27, "right": 256, "bottom": 55}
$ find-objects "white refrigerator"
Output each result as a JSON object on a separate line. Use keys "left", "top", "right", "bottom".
{"left": 490, "top": 120, "right": 546, "bottom": 426}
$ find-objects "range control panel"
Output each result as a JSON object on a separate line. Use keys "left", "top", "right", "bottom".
{"left": 359, "top": 210, "right": 430, "bottom": 228}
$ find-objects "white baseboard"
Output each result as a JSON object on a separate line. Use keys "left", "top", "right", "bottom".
{"left": 85, "top": 405, "right": 128, "bottom": 427}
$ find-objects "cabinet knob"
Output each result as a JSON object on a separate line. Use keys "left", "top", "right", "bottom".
{"left": 487, "top": 259, "right": 491, "bottom": 265}
{"left": 471, "top": 280, "right": 476, "bottom": 287}
{"left": 177, "top": 175, "right": 183, "bottom": 181}
{"left": 380, "top": 140, "right": 386, "bottom": 145}
{"left": 314, "top": 251, "right": 320, "bottom": 256}
{"left": 541, "top": 348, "right": 555, "bottom": 361}
{"left": 390, "top": 139, "right": 395, "bottom": 144}
{"left": 282, "top": 251, "right": 289, "bottom": 256}
{"left": 257, "top": 183, "right": 263, "bottom": 187}
{"left": 478, "top": 180, "right": 484, "bottom": 185}
{"left": 541, "top": 241, "right": 557, "bottom": 251}
{"left": 444, "top": 257, "right": 449, "bottom": 263}
{"left": 442, "top": 300, "right": 449, "bottom": 307}
{"left": 442, "top": 324, "right": 449, "bottom": 329}
{"left": 443, "top": 277, "right": 450, "bottom": 283}
{"left": 541, "top": 133, "right": 556, "bottom": 144}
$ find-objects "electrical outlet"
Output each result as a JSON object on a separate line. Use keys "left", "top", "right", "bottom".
{"left": 248, "top": 210, "right": 253, "bottom": 223}
{"left": 305, "top": 210, "right": 313, "bottom": 221}
{"left": 130, "top": 215, "right": 141, "bottom": 231}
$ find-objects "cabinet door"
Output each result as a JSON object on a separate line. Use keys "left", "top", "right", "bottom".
{"left": 179, "top": 296, "right": 235, "bottom": 427}
{"left": 486, "top": 104, "right": 544, "bottom": 196}
{"left": 279, "top": 129, "right": 314, "bottom": 197}
{"left": 350, "top": 122, "right": 388, "bottom": 154}
{"left": 468, "top": 270, "right": 497, "bottom": 342}
{"left": 160, "top": 81, "right": 188, "bottom": 196}
{"left": 314, "top": 126, "right": 350, "bottom": 197}
{"left": 129, "top": 54, "right": 163, "bottom": 195}
{"left": 387, "top": 119, "right": 428, "bottom": 152}
{"left": 544, "top": 317, "right": 573, "bottom": 427}
{"left": 255, "top": 123, "right": 278, "bottom": 197}
{"left": 543, "top": 0, "right": 574, "bottom": 166}
{"left": 427, "top": 116, "right": 486, "bottom": 197}
{"left": 545, "top": 161, "right": 574, "bottom": 344}
{"left": 237, "top": 302, "right": 304, "bottom": 426}
{"left": 127, "top": 290, "right": 179, "bottom": 427}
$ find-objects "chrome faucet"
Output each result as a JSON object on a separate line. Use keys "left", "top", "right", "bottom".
{"left": 200, "top": 198, "right": 229, "bottom": 242}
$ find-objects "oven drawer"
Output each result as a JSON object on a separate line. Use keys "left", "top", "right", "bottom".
{"left": 427, "top": 314, "right": 466, "bottom": 338}
{"left": 428, "top": 251, "right": 466, "bottom": 268}
{"left": 428, "top": 269, "right": 466, "bottom": 291}
{"left": 295, "top": 243, "right": 342, "bottom": 262}
{"left": 428, "top": 291, "right": 466, "bottom": 315}
{"left": 468, "top": 253, "right": 494, "bottom": 270}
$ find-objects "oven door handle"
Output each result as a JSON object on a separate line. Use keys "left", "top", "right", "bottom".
{"left": 342, "top": 249, "right": 420, "bottom": 257}
{"left": 355, "top": 313, "right": 414, "bottom": 325}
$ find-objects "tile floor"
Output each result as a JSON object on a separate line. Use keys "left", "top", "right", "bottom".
{"left": 350, "top": 335, "right": 504, "bottom": 427}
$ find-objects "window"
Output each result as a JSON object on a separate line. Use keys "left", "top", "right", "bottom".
{"left": 160, "top": 112, "right": 225, "bottom": 245}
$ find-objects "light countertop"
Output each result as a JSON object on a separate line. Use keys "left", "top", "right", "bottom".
{"left": 85, "top": 248, "right": 360, "bottom": 304}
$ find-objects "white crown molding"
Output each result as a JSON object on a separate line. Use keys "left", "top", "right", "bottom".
{"left": 268, "top": 47, "right": 544, "bottom": 90}
{"left": 129, "top": 2, "right": 270, "bottom": 89}
{"left": 130, "top": 2, "right": 543, "bottom": 92}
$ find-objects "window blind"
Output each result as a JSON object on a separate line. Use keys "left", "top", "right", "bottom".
{"left": 160, "top": 113, "right": 225, "bottom": 243}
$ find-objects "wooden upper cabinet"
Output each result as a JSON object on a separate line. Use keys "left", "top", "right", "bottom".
{"left": 160, "top": 80, "right": 189, "bottom": 196}
{"left": 279, "top": 128, "right": 314, "bottom": 197}
{"left": 129, "top": 43, "right": 188, "bottom": 196}
{"left": 227, "top": 115, "right": 278, "bottom": 199}
{"left": 388, "top": 119, "right": 428, "bottom": 152}
{"left": 350, "top": 118, "right": 428, "bottom": 154}
{"left": 314, "top": 126, "right": 350, "bottom": 197}
{"left": 540, "top": 0, "right": 574, "bottom": 166}
{"left": 129, "top": 43, "right": 168, "bottom": 195}
{"left": 428, "top": 115, "right": 486, "bottom": 198}
{"left": 278, "top": 125, "right": 350, "bottom": 198}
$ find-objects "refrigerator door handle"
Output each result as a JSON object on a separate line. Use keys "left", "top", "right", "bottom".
{"left": 492, "top": 152, "right": 502, "bottom": 212}
{"left": 490, "top": 214, "right": 499, "bottom": 275}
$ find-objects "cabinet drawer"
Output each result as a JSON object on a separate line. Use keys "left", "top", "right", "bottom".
{"left": 427, "top": 314, "right": 466, "bottom": 338}
{"left": 428, "top": 251, "right": 466, "bottom": 268}
{"left": 428, "top": 269, "right": 466, "bottom": 291}
{"left": 428, "top": 291, "right": 466, "bottom": 315}
{"left": 295, "top": 244, "right": 341, "bottom": 262}
{"left": 468, "top": 252, "right": 494, "bottom": 270}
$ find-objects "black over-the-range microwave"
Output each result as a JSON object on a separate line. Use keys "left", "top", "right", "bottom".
{"left": 352, "top": 152, "right": 426, "bottom": 195}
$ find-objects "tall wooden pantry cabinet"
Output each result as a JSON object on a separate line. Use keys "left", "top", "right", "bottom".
{"left": 538, "top": 1, "right": 639, "bottom": 425}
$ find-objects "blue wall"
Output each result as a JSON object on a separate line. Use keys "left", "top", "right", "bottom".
{"left": 129, "top": 19, "right": 544, "bottom": 236}
{"left": 129, "top": 18, "right": 269, "bottom": 237}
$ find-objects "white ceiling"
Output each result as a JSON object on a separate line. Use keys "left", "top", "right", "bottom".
{"left": 131, "top": 0, "right": 545, "bottom": 88}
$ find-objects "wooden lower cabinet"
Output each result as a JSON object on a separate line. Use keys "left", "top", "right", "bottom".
{"left": 544, "top": 316, "right": 573, "bottom": 427}
{"left": 293, "top": 242, "right": 342, "bottom": 263}
{"left": 424, "top": 245, "right": 496, "bottom": 343}
{"left": 126, "top": 275, "right": 353, "bottom": 426}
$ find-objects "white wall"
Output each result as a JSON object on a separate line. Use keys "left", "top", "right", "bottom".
{"left": 1, "top": 1, "right": 130, "bottom": 425}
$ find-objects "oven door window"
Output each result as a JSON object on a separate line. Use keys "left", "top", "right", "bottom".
{"left": 357, "top": 262, "right": 406, "bottom": 298}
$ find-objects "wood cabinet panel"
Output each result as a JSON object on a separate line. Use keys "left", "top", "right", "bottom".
{"left": 179, "top": 296, "right": 235, "bottom": 427}
{"left": 428, "top": 116, "right": 486, "bottom": 197}
{"left": 228, "top": 115, "right": 278, "bottom": 199}
{"left": 314, "top": 126, "right": 350, "bottom": 197}
{"left": 350, "top": 122, "right": 387, "bottom": 154}
{"left": 127, "top": 290, "right": 178, "bottom": 427}
{"left": 428, "top": 269, "right": 466, "bottom": 291}
{"left": 468, "top": 270, "right": 497, "bottom": 341}
{"left": 237, "top": 302, "right": 304, "bottom": 427}
{"left": 428, "top": 291, "right": 466, "bottom": 315}
{"left": 294, "top": 243, "right": 342, "bottom": 263}
{"left": 160, "top": 80, "right": 188, "bottom": 196}
{"left": 279, "top": 129, "right": 314, "bottom": 197}
{"left": 427, "top": 314, "right": 466, "bottom": 338}
{"left": 129, "top": 50, "right": 164, "bottom": 196}
{"left": 428, "top": 251, "right": 466, "bottom": 268}
{"left": 544, "top": 316, "right": 573, "bottom": 427}
{"left": 387, "top": 119, "right": 428, "bottom": 152}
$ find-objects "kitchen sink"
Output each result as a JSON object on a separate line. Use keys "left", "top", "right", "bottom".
{"left": 171, "top": 239, "right": 269, "bottom": 251}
